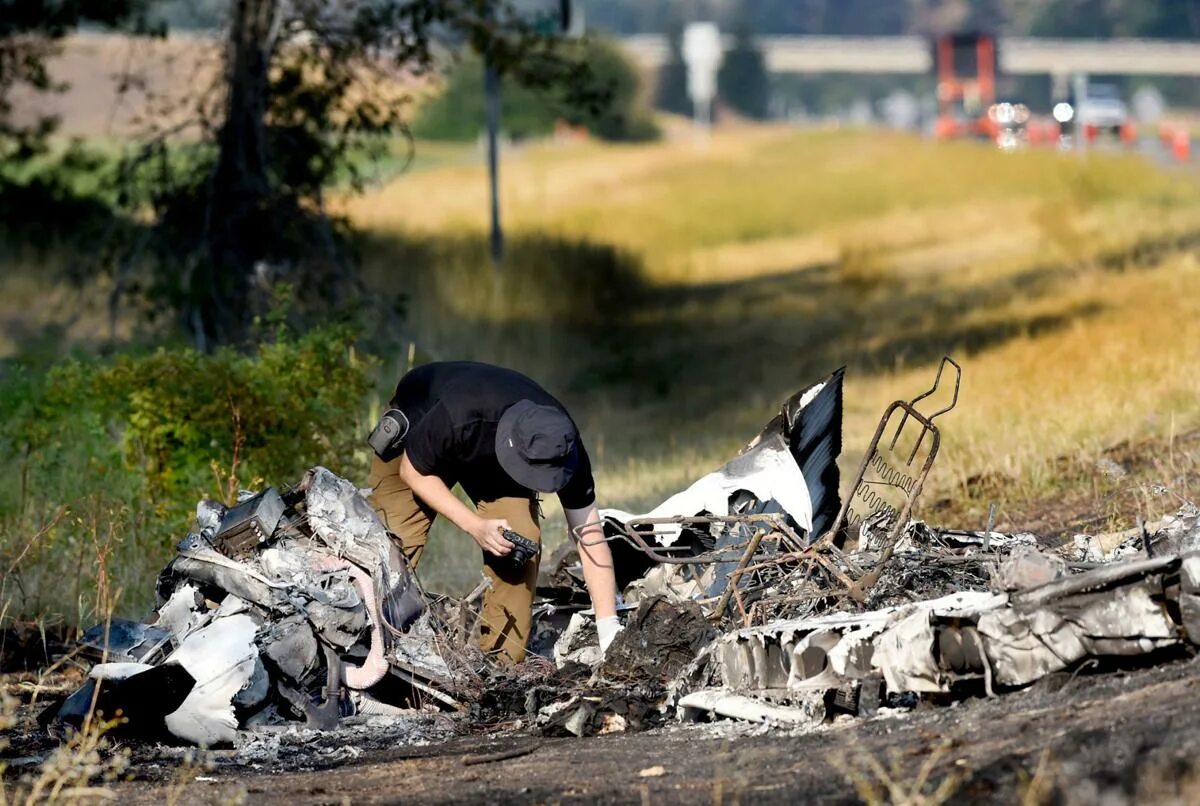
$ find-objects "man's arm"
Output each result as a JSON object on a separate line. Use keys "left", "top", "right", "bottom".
{"left": 564, "top": 504, "right": 617, "bottom": 620}
{"left": 399, "top": 453, "right": 513, "bottom": 556}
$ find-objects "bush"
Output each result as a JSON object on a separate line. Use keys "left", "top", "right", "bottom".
{"left": 414, "top": 37, "right": 659, "bottom": 143}
{"left": 0, "top": 325, "right": 376, "bottom": 626}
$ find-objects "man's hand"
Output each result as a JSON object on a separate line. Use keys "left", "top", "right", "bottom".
{"left": 401, "top": 454, "right": 514, "bottom": 557}
{"left": 597, "top": 615, "right": 623, "bottom": 652}
{"left": 471, "top": 518, "right": 514, "bottom": 557}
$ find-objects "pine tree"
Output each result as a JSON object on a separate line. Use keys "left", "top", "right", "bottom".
{"left": 717, "top": 21, "right": 770, "bottom": 120}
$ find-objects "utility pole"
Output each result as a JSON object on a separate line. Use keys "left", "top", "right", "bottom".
{"left": 483, "top": 0, "right": 576, "bottom": 270}
{"left": 484, "top": 56, "right": 503, "bottom": 268}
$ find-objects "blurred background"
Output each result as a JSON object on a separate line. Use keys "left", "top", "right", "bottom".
{"left": 3, "top": 0, "right": 1200, "bottom": 630}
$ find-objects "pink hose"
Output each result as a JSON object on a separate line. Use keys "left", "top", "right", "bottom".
{"left": 343, "top": 564, "right": 389, "bottom": 689}
{"left": 313, "top": 556, "right": 389, "bottom": 690}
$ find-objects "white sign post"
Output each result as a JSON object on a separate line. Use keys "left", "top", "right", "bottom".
{"left": 683, "top": 22, "right": 722, "bottom": 139}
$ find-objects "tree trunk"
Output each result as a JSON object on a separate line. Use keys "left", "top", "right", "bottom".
{"left": 195, "top": 0, "right": 277, "bottom": 348}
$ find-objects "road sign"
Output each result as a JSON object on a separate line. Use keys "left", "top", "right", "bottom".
{"left": 683, "top": 22, "right": 722, "bottom": 133}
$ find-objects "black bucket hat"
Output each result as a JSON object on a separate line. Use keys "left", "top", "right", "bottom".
{"left": 495, "top": 400, "right": 580, "bottom": 492}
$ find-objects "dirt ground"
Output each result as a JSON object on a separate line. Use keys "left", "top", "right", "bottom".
{"left": 93, "top": 651, "right": 1199, "bottom": 805}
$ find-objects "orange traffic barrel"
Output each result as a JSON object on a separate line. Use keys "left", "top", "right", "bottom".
{"left": 1172, "top": 129, "right": 1191, "bottom": 162}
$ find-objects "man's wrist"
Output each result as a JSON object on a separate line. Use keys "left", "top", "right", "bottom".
{"left": 463, "top": 514, "right": 485, "bottom": 541}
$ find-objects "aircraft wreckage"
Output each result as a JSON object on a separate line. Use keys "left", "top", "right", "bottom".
{"left": 48, "top": 358, "right": 1200, "bottom": 745}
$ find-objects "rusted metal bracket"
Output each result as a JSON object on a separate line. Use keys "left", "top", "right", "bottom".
{"left": 572, "top": 358, "right": 962, "bottom": 615}
{"left": 818, "top": 356, "right": 962, "bottom": 601}
{"left": 574, "top": 513, "right": 805, "bottom": 623}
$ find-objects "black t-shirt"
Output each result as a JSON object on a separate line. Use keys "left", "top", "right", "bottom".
{"left": 389, "top": 362, "right": 596, "bottom": 509}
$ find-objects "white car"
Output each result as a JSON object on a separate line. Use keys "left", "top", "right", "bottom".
{"left": 1075, "top": 83, "right": 1130, "bottom": 132}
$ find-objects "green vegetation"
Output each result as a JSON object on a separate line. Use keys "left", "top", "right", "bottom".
{"left": 413, "top": 38, "right": 659, "bottom": 143}
{"left": 717, "top": 23, "right": 770, "bottom": 120}
{"left": 0, "top": 320, "right": 373, "bottom": 624}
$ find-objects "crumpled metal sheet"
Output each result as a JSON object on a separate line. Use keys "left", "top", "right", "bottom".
{"left": 872, "top": 610, "right": 944, "bottom": 694}
{"left": 305, "top": 466, "right": 393, "bottom": 566}
{"left": 154, "top": 584, "right": 204, "bottom": 640}
{"left": 699, "top": 591, "right": 999, "bottom": 696}
{"left": 602, "top": 430, "right": 813, "bottom": 546}
{"left": 599, "top": 371, "right": 846, "bottom": 549}
{"left": 761, "top": 368, "right": 844, "bottom": 539}
{"left": 677, "top": 688, "right": 826, "bottom": 725}
{"left": 162, "top": 613, "right": 260, "bottom": 746}
{"left": 1178, "top": 554, "right": 1200, "bottom": 644}
{"left": 977, "top": 577, "right": 1177, "bottom": 686}
{"left": 79, "top": 619, "right": 172, "bottom": 663}
{"left": 60, "top": 466, "right": 446, "bottom": 745}
{"left": 675, "top": 547, "right": 1200, "bottom": 725}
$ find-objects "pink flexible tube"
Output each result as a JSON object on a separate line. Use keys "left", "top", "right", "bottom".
{"left": 313, "top": 556, "right": 389, "bottom": 689}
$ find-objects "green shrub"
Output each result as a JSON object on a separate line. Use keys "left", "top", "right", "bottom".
{"left": 0, "top": 325, "right": 376, "bottom": 626}
{"left": 414, "top": 37, "right": 659, "bottom": 143}
{"left": 718, "top": 24, "right": 771, "bottom": 120}
{"left": 653, "top": 20, "right": 691, "bottom": 116}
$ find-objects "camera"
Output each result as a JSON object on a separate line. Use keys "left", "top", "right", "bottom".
{"left": 502, "top": 529, "right": 540, "bottom": 569}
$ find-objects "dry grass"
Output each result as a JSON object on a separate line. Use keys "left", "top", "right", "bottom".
{"left": 832, "top": 737, "right": 964, "bottom": 805}
{"left": 340, "top": 127, "right": 1200, "bottom": 590}
{"left": 5, "top": 124, "right": 1200, "bottom": 594}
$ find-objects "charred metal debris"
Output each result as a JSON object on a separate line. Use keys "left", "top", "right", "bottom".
{"left": 49, "top": 357, "right": 1200, "bottom": 746}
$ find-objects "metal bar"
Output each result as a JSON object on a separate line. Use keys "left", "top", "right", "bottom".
{"left": 847, "top": 426, "right": 940, "bottom": 601}
{"left": 888, "top": 356, "right": 960, "bottom": 452}
{"left": 713, "top": 527, "right": 766, "bottom": 621}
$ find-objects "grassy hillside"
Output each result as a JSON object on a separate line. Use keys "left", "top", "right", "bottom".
{"left": 340, "top": 128, "right": 1200, "bottom": 589}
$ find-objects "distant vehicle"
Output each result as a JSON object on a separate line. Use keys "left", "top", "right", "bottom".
{"left": 1055, "top": 83, "right": 1135, "bottom": 145}
{"left": 1076, "top": 84, "right": 1130, "bottom": 132}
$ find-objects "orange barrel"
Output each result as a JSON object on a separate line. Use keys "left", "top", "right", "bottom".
{"left": 1173, "top": 129, "right": 1191, "bottom": 163}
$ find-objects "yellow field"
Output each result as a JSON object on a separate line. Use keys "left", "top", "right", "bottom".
{"left": 5, "top": 123, "right": 1199, "bottom": 597}
{"left": 339, "top": 127, "right": 1200, "bottom": 587}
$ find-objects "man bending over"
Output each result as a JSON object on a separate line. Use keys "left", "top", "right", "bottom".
{"left": 367, "top": 361, "right": 620, "bottom": 663}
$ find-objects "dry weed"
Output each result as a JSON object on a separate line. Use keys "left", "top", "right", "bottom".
{"left": 3, "top": 712, "right": 130, "bottom": 806}
{"left": 832, "top": 737, "right": 964, "bottom": 806}
{"left": 1016, "top": 748, "right": 1057, "bottom": 806}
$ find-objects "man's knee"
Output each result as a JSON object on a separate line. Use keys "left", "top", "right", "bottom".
{"left": 476, "top": 496, "right": 540, "bottom": 663}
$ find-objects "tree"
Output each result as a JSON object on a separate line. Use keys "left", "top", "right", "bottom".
{"left": 108, "top": 0, "right": 602, "bottom": 348}
{"left": 654, "top": 16, "right": 690, "bottom": 116}
{"left": 415, "top": 36, "right": 658, "bottom": 142}
{"left": 717, "top": 20, "right": 770, "bottom": 120}
{"left": 0, "top": 0, "right": 159, "bottom": 162}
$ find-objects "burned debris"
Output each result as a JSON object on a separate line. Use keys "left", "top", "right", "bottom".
{"left": 50, "top": 467, "right": 459, "bottom": 745}
{"left": 45, "top": 356, "right": 1200, "bottom": 755}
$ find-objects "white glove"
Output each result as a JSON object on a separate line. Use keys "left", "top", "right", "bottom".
{"left": 596, "top": 615, "right": 623, "bottom": 652}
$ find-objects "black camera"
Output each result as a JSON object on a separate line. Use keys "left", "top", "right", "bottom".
{"left": 503, "top": 529, "right": 540, "bottom": 570}
{"left": 367, "top": 408, "right": 410, "bottom": 461}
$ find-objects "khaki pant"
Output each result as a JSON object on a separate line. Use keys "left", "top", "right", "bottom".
{"left": 367, "top": 455, "right": 541, "bottom": 664}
